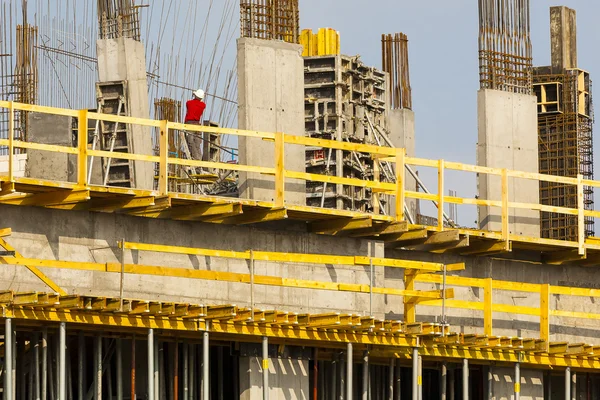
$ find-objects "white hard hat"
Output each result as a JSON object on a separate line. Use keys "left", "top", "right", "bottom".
{"left": 193, "top": 89, "right": 205, "bottom": 99}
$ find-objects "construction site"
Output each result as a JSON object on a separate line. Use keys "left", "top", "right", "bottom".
{"left": 0, "top": 0, "right": 600, "bottom": 399}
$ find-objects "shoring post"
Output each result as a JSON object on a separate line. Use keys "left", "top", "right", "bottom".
{"left": 487, "top": 366, "right": 493, "bottom": 400}
{"left": 462, "top": 359, "right": 469, "bottom": 400}
{"left": 94, "top": 336, "right": 102, "bottom": 400}
{"left": 438, "top": 159, "right": 445, "bottom": 231}
{"left": 417, "top": 356, "right": 422, "bottom": 400}
{"left": 117, "top": 339, "right": 123, "bottom": 400}
{"left": 395, "top": 148, "right": 406, "bottom": 222}
{"left": 42, "top": 328, "right": 47, "bottom": 400}
{"left": 34, "top": 332, "right": 40, "bottom": 400}
{"left": 388, "top": 359, "right": 394, "bottom": 400}
{"left": 5, "top": 318, "right": 12, "bottom": 400}
{"left": 8, "top": 101, "right": 14, "bottom": 182}
{"left": 274, "top": 131, "right": 285, "bottom": 207}
{"left": 483, "top": 278, "right": 493, "bottom": 336}
{"left": 77, "top": 109, "right": 89, "bottom": 188}
{"left": 346, "top": 343, "right": 353, "bottom": 400}
{"left": 571, "top": 371, "right": 576, "bottom": 400}
{"left": 411, "top": 347, "right": 418, "bottom": 400}
{"left": 501, "top": 169, "right": 509, "bottom": 244}
{"left": 394, "top": 358, "right": 401, "bottom": 400}
{"left": 441, "top": 362, "right": 447, "bottom": 400}
{"left": 59, "top": 323, "right": 66, "bottom": 400}
{"left": 262, "top": 336, "right": 269, "bottom": 400}
{"left": 148, "top": 329, "right": 155, "bottom": 400}
{"left": 577, "top": 174, "right": 585, "bottom": 255}
{"left": 203, "top": 329, "right": 209, "bottom": 400}
{"left": 158, "top": 120, "right": 169, "bottom": 196}
{"left": 78, "top": 332, "right": 84, "bottom": 400}
{"left": 514, "top": 361, "right": 521, "bottom": 400}
{"left": 362, "top": 350, "right": 369, "bottom": 400}
{"left": 540, "top": 284, "right": 550, "bottom": 350}
{"left": 565, "top": 367, "right": 571, "bottom": 400}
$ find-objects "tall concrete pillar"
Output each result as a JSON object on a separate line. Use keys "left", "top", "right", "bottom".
{"left": 550, "top": 6, "right": 577, "bottom": 73}
{"left": 388, "top": 108, "right": 417, "bottom": 220}
{"left": 96, "top": 37, "right": 154, "bottom": 190}
{"left": 237, "top": 38, "right": 306, "bottom": 205}
{"left": 477, "top": 89, "right": 540, "bottom": 237}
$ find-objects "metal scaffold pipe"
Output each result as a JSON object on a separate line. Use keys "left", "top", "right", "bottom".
{"left": 5, "top": 318, "right": 12, "bottom": 400}
{"left": 94, "top": 336, "right": 102, "bottom": 400}
{"left": 362, "top": 351, "right": 369, "bottom": 400}
{"left": 117, "top": 339, "right": 123, "bottom": 400}
{"left": 388, "top": 359, "right": 395, "bottom": 400}
{"left": 462, "top": 359, "right": 469, "bottom": 400}
{"left": 565, "top": 367, "right": 571, "bottom": 400}
{"left": 262, "top": 336, "right": 269, "bottom": 400}
{"left": 148, "top": 329, "right": 154, "bottom": 400}
{"left": 58, "top": 323, "right": 66, "bottom": 400}
{"left": 441, "top": 362, "right": 447, "bottom": 400}
{"left": 412, "top": 348, "right": 418, "bottom": 400}
{"left": 346, "top": 343, "right": 353, "bottom": 400}
{"left": 514, "top": 362, "right": 520, "bottom": 400}
{"left": 203, "top": 330, "right": 209, "bottom": 400}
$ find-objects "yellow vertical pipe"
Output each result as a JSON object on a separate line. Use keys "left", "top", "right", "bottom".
{"left": 158, "top": 120, "right": 169, "bottom": 196}
{"left": 404, "top": 270, "right": 416, "bottom": 324}
{"left": 395, "top": 148, "right": 405, "bottom": 222}
{"left": 8, "top": 101, "right": 14, "bottom": 182}
{"left": 438, "top": 160, "right": 445, "bottom": 231}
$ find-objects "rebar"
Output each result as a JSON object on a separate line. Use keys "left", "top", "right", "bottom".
{"left": 381, "top": 33, "right": 412, "bottom": 110}
{"left": 478, "top": 0, "right": 533, "bottom": 94}
{"left": 97, "top": 0, "right": 140, "bottom": 41}
{"left": 240, "top": 0, "right": 299, "bottom": 44}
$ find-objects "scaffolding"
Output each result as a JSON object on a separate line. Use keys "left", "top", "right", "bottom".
{"left": 304, "top": 55, "right": 391, "bottom": 212}
{"left": 534, "top": 68, "right": 594, "bottom": 240}
{"left": 240, "top": 0, "right": 299, "bottom": 44}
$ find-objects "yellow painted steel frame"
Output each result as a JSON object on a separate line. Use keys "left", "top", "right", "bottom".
{"left": 1, "top": 100, "right": 600, "bottom": 253}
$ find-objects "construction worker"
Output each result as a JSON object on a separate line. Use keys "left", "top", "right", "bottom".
{"left": 184, "top": 88, "right": 206, "bottom": 161}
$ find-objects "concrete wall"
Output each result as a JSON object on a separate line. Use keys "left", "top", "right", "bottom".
{"left": 477, "top": 89, "right": 540, "bottom": 237}
{"left": 96, "top": 37, "right": 154, "bottom": 190}
{"left": 237, "top": 37, "right": 305, "bottom": 205}
{"left": 491, "top": 367, "right": 544, "bottom": 400}
{"left": 388, "top": 108, "right": 417, "bottom": 220}
{"left": 239, "top": 357, "right": 308, "bottom": 400}
{"left": 2, "top": 204, "right": 600, "bottom": 345}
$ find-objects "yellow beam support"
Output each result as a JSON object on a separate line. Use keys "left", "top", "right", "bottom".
{"left": 132, "top": 203, "right": 239, "bottom": 220}
{"left": 483, "top": 278, "right": 492, "bottom": 336}
{"left": 354, "top": 257, "right": 443, "bottom": 272}
{"left": 0, "top": 182, "right": 15, "bottom": 196}
{"left": 50, "top": 196, "right": 157, "bottom": 212}
{"left": 0, "top": 238, "right": 66, "bottom": 295}
{"left": 540, "top": 284, "right": 550, "bottom": 351}
{"left": 311, "top": 217, "right": 372, "bottom": 234}
{"left": 382, "top": 229, "right": 428, "bottom": 243}
{"left": 459, "top": 240, "right": 511, "bottom": 256}
{"left": 204, "top": 208, "right": 287, "bottom": 225}
{"left": 349, "top": 221, "right": 408, "bottom": 238}
{"left": 0, "top": 190, "right": 90, "bottom": 207}
{"left": 0, "top": 228, "right": 12, "bottom": 237}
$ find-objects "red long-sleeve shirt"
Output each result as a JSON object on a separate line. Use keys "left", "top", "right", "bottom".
{"left": 184, "top": 98, "right": 206, "bottom": 123}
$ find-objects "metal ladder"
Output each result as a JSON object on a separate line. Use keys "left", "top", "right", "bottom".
{"left": 91, "top": 81, "right": 135, "bottom": 188}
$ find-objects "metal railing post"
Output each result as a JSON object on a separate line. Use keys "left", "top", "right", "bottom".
{"left": 395, "top": 149, "right": 406, "bottom": 222}
{"left": 158, "top": 120, "right": 169, "bottom": 196}
{"left": 77, "top": 109, "right": 89, "bottom": 188}
{"left": 484, "top": 278, "right": 493, "bottom": 336}
{"left": 274, "top": 132, "right": 285, "bottom": 207}
{"left": 8, "top": 101, "right": 14, "bottom": 182}
{"left": 540, "top": 284, "right": 550, "bottom": 350}
{"left": 438, "top": 160, "right": 445, "bottom": 231}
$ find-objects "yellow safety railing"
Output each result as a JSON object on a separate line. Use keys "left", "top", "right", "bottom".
{"left": 0, "top": 101, "right": 598, "bottom": 253}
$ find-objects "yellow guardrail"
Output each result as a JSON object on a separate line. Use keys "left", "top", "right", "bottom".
{"left": 0, "top": 100, "right": 596, "bottom": 253}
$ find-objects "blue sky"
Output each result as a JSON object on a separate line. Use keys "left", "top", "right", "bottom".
{"left": 298, "top": 1, "right": 599, "bottom": 225}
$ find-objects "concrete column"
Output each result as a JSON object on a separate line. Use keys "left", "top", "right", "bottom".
{"left": 237, "top": 37, "right": 306, "bottom": 205}
{"left": 96, "top": 37, "right": 154, "bottom": 190}
{"left": 550, "top": 6, "right": 577, "bottom": 72}
{"left": 462, "top": 359, "right": 469, "bottom": 400}
{"left": 388, "top": 108, "right": 417, "bottom": 219}
{"left": 477, "top": 89, "right": 540, "bottom": 237}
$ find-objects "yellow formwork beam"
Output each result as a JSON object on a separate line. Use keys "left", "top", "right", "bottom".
{"left": 300, "top": 28, "right": 340, "bottom": 57}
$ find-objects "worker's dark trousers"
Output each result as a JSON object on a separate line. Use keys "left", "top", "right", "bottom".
{"left": 185, "top": 121, "right": 203, "bottom": 162}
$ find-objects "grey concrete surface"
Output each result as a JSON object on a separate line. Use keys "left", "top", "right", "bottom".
{"left": 388, "top": 108, "right": 417, "bottom": 220}
{"left": 239, "top": 357, "right": 308, "bottom": 400}
{"left": 477, "top": 89, "right": 540, "bottom": 237}
{"left": 96, "top": 37, "right": 154, "bottom": 190}
{"left": 237, "top": 38, "right": 306, "bottom": 205}
{"left": 551, "top": 6, "right": 577, "bottom": 72}
{"left": 491, "top": 367, "right": 544, "bottom": 400}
